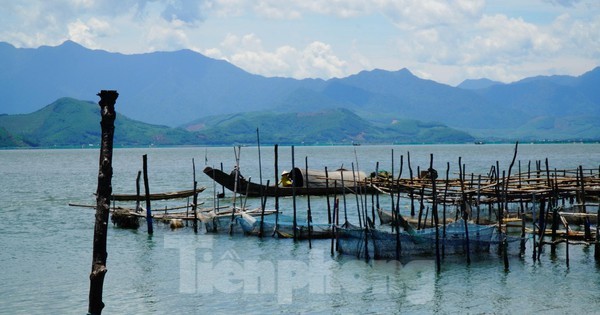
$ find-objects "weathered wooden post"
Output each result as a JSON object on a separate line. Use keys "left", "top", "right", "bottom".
{"left": 429, "top": 154, "right": 441, "bottom": 273}
{"left": 192, "top": 158, "right": 198, "bottom": 234}
{"left": 142, "top": 154, "right": 153, "bottom": 235}
{"left": 305, "top": 157, "right": 313, "bottom": 248}
{"left": 291, "top": 146, "right": 298, "bottom": 241}
{"left": 274, "top": 145, "right": 280, "bottom": 236}
{"left": 88, "top": 90, "right": 118, "bottom": 315}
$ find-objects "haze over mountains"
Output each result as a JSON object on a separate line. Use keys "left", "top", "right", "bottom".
{"left": 0, "top": 40, "right": 599, "bottom": 144}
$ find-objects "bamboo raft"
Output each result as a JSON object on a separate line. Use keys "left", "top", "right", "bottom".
{"left": 371, "top": 168, "right": 600, "bottom": 205}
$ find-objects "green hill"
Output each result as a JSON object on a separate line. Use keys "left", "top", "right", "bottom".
{"left": 185, "top": 108, "right": 474, "bottom": 145}
{"left": 0, "top": 97, "right": 475, "bottom": 148}
{"left": 0, "top": 98, "right": 197, "bottom": 147}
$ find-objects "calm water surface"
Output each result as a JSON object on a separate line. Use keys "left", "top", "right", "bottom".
{"left": 1, "top": 144, "right": 599, "bottom": 314}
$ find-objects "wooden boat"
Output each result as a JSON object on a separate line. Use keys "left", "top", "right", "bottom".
{"left": 110, "top": 187, "right": 206, "bottom": 201}
{"left": 236, "top": 212, "right": 333, "bottom": 239}
{"left": 203, "top": 166, "right": 377, "bottom": 197}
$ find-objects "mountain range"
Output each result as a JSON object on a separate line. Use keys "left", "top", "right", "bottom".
{"left": 0, "top": 40, "right": 599, "bottom": 143}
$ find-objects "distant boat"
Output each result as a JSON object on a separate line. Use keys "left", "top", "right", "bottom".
{"left": 474, "top": 141, "right": 485, "bottom": 145}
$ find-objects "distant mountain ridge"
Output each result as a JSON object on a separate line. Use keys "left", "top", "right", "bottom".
{"left": 0, "top": 41, "right": 598, "bottom": 141}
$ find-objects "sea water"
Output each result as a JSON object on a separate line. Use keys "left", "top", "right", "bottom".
{"left": 0, "top": 144, "right": 599, "bottom": 314}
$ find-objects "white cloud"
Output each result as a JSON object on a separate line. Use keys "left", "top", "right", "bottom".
{"left": 67, "top": 17, "right": 114, "bottom": 48}
{"left": 0, "top": 0, "right": 598, "bottom": 84}
{"left": 379, "top": 0, "right": 485, "bottom": 30}
{"left": 212, "top": 33, "right": 347, "bottom": 78}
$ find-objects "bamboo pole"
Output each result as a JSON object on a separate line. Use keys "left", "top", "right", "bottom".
{"left": 88, "top": 90, "right": 118, "bottom": 315}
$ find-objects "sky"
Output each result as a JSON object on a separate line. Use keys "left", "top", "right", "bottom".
{"left": 0, "top": 0, "right": 599, "bottom": 86}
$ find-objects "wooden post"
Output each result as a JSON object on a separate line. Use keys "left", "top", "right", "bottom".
{"left": 274, "top": 145, "right": 280, "bottom": 236}
{"left": 142, "top": 154, "right": 153, "bottom": 235}
{"left": 532, "top": 193, "right": 537, "bottom": 262}
{"left": 520, "top": 199, "right": 526, "bottom": 256}
{"left": 257, "top": 128, "right": 265, "bottom": 238}
{"left": 502, "top": 142, "right": 518, "bottom": 271}
{"left": 305, "top": 157, "right": 313, "bottom": 248}
{"left": 340, "top": 170, "right": 348, "bottom": 224}
{"left": 537, "top": 199, "right": 547, "bottom": 261}
{"left": 135, "top": 171, "right": 142, "bottom": 212}
{"left": 551, "top": 206, "right": 558, "bottom": 255}
{"left": 579, "top": 166, "right": 592, "bottom": 240}
{"left": 352, "top": 163, "right": 363, "bottom": 229}
{"left": 394, "top": 153, "right": 403, "bottom": 261}
{"left": 430, "top": 154, "right": 441, "bottom": 273}
{"left": 351, "top": 162, "right": 368, "bottom": 260}
{"left": 291, "top": 146, "right": 298, "bottom": 241}
{"left": 442, "top": 162, "right": 449, "bottom": 258}
{"left": 219, "top": 162, "right": 225, "bottom": 198}
{"left": 260, "top": 180, "right": 270, "bottom": 238}
{"left": 565, "top": 221, "right": 570, "bottom": 268}
{"left": 192, "top": 158, "right": 198, "bottom": 234}
{"left": 417, "top": 186, "right": 425, "bottom": 229}
{"left": 476, "top": 175, "right": 481, "bottom": 225}
{"left": 331, "top": 197, "right": 339, "bottom": 255}
{"left": 595, "top": 194, "right": 600, "bottom": 263}
{"left": 88, "top": 90, "right": 118, "bottom": 315}
{"left": 229, "top": 146, "right": 241, "bottom": 235}
{"left": 458, "top": 156, "right": 471, "bottom": 264}
{"left": 407, "top": 151, "right": 415, "bottom": 216}
{"left": 325, "top": 167, "right": 332, "bottom": 224}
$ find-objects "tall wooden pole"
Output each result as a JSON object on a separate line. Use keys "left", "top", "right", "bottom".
{"left": 192, "top": 158, "right": 198, "bottom": 234}
{"left": 88, "top": 90, "right": 118, "bottom": 315}
{"left": 273, "top": 145, "right": 280, "bottom": 236}
{"left": 291, "top": 146, "right": 298, "bottom": 241}
{"left": 430, "top": 154, "right": 440, "bottom": 273}
{"left": 142, "top": 154, "right": 153, "bottom": 235}
{"left": 305, "top": 157, "right": 313, "bottom": 248}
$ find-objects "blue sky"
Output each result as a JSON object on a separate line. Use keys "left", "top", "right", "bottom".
{"left": 1, "top": 0, "right": 598, "bottom": 85}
